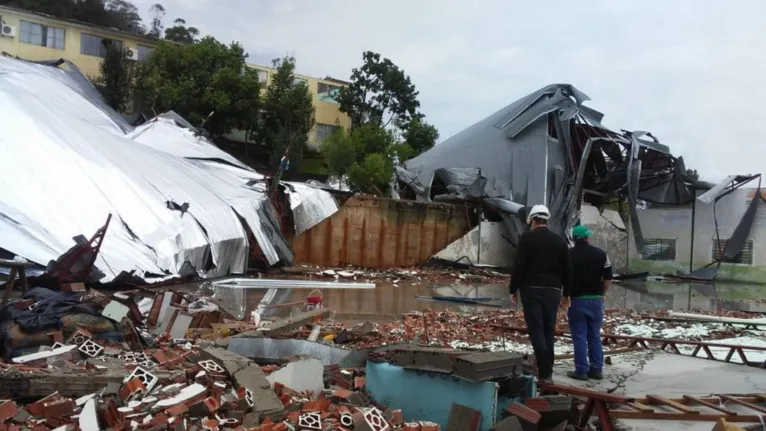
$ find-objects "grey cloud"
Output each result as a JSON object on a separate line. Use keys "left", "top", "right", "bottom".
{"left": 131, "top": 0, "right": 766, "bottom": 181}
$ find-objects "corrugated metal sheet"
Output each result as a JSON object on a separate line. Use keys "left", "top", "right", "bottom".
{"left": 290, "top": 196, "right": 472, "bottom": 268}
{"left": 0, "top": 56, "right": 331, "bottom": 281}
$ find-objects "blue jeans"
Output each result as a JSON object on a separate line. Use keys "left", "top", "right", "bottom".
{"left": 567, "top": 297, "right": 604, "bottom": 375}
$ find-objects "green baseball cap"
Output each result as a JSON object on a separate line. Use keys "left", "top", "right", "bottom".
{"left": 572, "top": 225, "right": 593, "bottom": 239}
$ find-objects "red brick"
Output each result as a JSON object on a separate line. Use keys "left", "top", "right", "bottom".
{"left": 26, "top": 392, "right": 63, "bottom": 417}
{"left": 0, "top": 400, "right": 18, "bottom": 423}
{"left": 44, "top": 399, "right": 75, "bottom": 419}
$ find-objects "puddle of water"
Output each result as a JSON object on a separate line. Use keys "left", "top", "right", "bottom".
{"left": 222, "top": 280, "right": 766, "bottom": 320}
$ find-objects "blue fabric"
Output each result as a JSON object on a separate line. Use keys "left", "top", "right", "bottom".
{"left": 567, "top": 297, "right": 604, "bottom": 374}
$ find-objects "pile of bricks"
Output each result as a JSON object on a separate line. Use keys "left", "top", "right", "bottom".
{"left": 0, "top": 332, "right": 443, "bottom": 430}
{"left": 493, "top": 396, "right": 575, "bottom": 431}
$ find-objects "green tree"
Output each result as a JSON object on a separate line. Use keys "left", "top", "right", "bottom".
{"left": 320, "top": 127, "right": 356, "bottom": 183}
{"left": 321, "top": 123, "right": 397, "bottom": 193}
{"left": 92, "top": 41, "right": 134, "bottom": 113}
{"left": 348, "top": 153, "right": 394, "bottom": 195}
{"left": 134, "top": 37, "right": 261, "bottom": 138}
{"left": 104, "top": 0, "right": 144, "bottom": 33}
{"left": 0, "top": 0, "right": 145, "bottom": 33}
{"left": 338, "top": 51, "right": 421, "bottom": 129}
{"left": 164, "top": 18, "right": 200, "bottom": 44}
{"left": 148, "top": 3, "right": 165, "bottom": 38}
{"left": 255, "top": 57, "right": 315, "bottom": 176}
{"left": 402, "top": 116, "right": 439, "bottom": 157}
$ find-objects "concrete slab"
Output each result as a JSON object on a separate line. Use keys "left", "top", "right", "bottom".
{"left": 265, "top": 358, "right": 324, "bottom": 397}
{"left": 552, "top": 351, "right": 766, "bottom": 430}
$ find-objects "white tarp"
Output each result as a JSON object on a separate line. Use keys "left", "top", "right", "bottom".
{"left": 0, "top": 57, "right": 337, "bottom": 282}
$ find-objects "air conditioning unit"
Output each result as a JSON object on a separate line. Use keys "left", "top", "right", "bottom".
{"left": 126, "top": 49, "right": 138, "bottom": 61}
{"left": 1, "top": 24, "right": 16, "bottom": 38}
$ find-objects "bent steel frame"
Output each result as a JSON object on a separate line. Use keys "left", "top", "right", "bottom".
{"left": 494, "top": 325, "right": 766, "bottom": 368}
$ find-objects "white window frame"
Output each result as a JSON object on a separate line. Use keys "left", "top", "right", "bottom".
{"left": 20, "top": 20, "right": 65, "bottom": 50}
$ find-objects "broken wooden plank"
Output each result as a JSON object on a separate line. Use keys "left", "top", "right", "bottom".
{"left": 646, "top": 394, "right": 699, "bottom": 414}
{"left": 718, "top": 395, "right": 766, "bottom": 415}
{"left": 625, "top": 402, "right": 653, "bottom": 413}
{"left": 610, "top": 410, "right": 759, "bottom": 423}
{"left": 682, "top": 395, "right": 739, "bottom": 416}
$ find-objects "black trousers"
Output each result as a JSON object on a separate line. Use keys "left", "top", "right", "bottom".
{"left": 520, "top": 286, "right": 562, "bottom": 380}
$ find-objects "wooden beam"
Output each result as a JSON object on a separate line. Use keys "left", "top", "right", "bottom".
{"left": 646, "top": 394, "right": 699, "bottom": 415}
{"left": 610, "top": 410, "right": 759, "bottom": 423}
{"left": 719, "top": 395, "right": 766, "bottom": 415}
{"left": 682, "top": 395, "right": 739, "bottom": 416}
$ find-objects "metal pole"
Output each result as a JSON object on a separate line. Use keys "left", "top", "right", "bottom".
{"left": 689, "top": 193, "right": 696, "bottom": 274}
{"left": 477, "top": 207, "right": 482, "bottom": 264}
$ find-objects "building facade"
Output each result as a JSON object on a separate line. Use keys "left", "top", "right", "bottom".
{"left": 238, "top": 63, "right": 351, "bottom": 151}
{"left": 0, "top": 6, "right": 157, "bottom": 77}
{"left": 0, "top": 5, "right": 350, "bottom": 150}
{"left": 629, "top": 187, "right": 766, "bottom": 283}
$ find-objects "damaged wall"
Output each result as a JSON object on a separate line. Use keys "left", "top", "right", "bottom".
{"left": 629, "top": 187, "right": 766, "bottom": 283}
{"left": 581, "top": 205, "right": 628, "bottom": 273}
{"left": 433, "top": 204, "right": 628, "bottom": 272}
{"left": 289, "top": 196, "right": 472, "bottom": 268}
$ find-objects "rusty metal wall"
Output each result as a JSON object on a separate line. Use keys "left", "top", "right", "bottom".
{"left": 289, "top": 196, "right": 473, "bottom": 268}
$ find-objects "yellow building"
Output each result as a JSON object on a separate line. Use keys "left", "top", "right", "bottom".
{"left": 244, "top": 63, "right": 351, "bottom": 150}
{"left": 0, "top": 5, "right": 351, "bottom": 151}
{"left": 0, "top": 5, "right": 157, "bottom": 77}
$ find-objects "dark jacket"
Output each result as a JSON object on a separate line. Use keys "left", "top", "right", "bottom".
{"left": 569, "top": 241, "right": 613, "bottom": 297}
{"left": 509, "top": 226, "right": 572, "bottom": 297}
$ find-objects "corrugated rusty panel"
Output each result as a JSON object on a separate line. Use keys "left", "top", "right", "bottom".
{"left": 290, "top": 196, "right": 472, "bottom": 268}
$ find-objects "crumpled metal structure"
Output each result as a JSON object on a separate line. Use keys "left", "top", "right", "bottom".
{"left": 0, "top": 57, "right": 337, "bottom": 282}
{"left": 394, "top": 84, "right": 692, "bottom": 253}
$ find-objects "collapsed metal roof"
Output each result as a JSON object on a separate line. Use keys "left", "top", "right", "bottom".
{"left": 394, "top": 84, "right": 693, "bottom": 252}
{"left": 0, "top": 56, "right": 338, "bottom": 282}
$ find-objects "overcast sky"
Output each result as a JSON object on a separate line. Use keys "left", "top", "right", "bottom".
{"left": 131, "top": 0, "right": 766, "bottom": 182}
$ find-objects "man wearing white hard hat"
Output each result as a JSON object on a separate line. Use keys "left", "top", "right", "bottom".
{"left": 509, "top": 204, "right": 573, "bottom": 384}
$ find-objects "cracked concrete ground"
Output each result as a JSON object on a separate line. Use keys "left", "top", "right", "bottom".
{"left": 552, "top": 350, "right": 766, "bottom": 430}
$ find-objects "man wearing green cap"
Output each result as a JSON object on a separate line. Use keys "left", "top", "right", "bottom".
{"left": 566, "top": 225, "right": 613, "bottom": 381}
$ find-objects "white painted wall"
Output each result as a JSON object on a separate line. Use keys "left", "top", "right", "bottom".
{"left": 434, "top": 205, "right": 628, "bottom": 271}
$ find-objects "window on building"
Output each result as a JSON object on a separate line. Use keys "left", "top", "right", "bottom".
{"left": 315, "top": 123, "right": 340, "bottom": 142}
{"left": 317, "top": 82, "right": 341, "bottom": 94}
{"left": 642, "top": 238, "right": 677, "bottom": 261}
{"left": 137, "top": 44, "right": 154, "bottom": 62}
{"left": 20, "top": 21, "right": 65, "bottom": 50}
{"left": 317, "top": 82, "right": 341, "bottom": 103}
{"left": 254, "top": 69, "right": 268, "bottom": 84}
{"left": 713, "top": 239, "right": 753, "bottom": 265}
{"left": 80, "top": 33, "right": 121, "bottom": 58}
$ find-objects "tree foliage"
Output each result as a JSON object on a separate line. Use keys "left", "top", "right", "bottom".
{"left": 134, "top": 37, "right": 261, "bottom": 138}
{"left": 348, "top": 153, "right": 394, "bottom": 196}
{"left": 92, "top": 41, "right": 135, "bottom": 112}
{"left": 320, "top": 124, "right": 397, "bottom": 194}
{"left": 164, "top": 18, "right": 200, "bottom": 44}
{"left": 323, "top": 51, "right": 439, "bottom": 195}
{"left": 320, "top": 127, "right": 356, "bottom": 181}
{"left": 402, "top": 116, "right": 439, "bottom": 157}
{"left": 255, "top": 57, "right": 315, "bottom": 176}
{"left": 338, "top": 51, "right": 421, "bottom": 129}
{"left": 148, "top": 3, "right": 165, "bottom": 38}
{"left": 0, "top": 0, "right": 145, "bottom": 34}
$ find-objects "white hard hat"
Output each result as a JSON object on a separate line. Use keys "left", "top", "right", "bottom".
{"left": 526, "top": 204, "right": 551, "bottom": 225}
